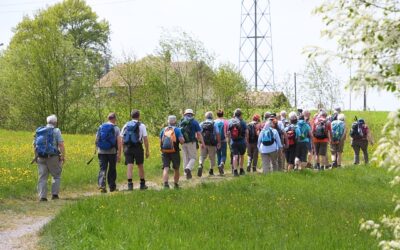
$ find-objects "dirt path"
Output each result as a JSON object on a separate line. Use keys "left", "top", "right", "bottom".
{"left": 0, "top": 174, "right": 235, "bottom": 249}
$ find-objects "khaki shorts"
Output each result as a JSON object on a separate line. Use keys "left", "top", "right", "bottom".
{"left": 331, "top": 140, "right": 345, "bottom": 154}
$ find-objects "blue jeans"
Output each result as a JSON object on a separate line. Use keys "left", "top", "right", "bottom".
{"left": 217, "top": 141, "right": 227, "bottom": 166}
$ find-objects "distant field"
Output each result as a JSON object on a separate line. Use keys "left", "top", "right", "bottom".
{"left": 0, "top": 110, "right": 389, "bottom": 200}
{"left": 40, "top": 167, "right": 396, "bottom": 249}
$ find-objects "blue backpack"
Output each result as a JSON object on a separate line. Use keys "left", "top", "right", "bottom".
{"left": 35, "top": 127, "right": 58, "bottom": 157}
{"left": 261, "top": 128, "right": 275, "bottom": 146}
{"left": 297, "top": 120, "right": 309, "bottom": 141}
{"left": 96, "top": 123, "right": 117, "bottom": 150}
{"left": 215, "top": 120, "right": 225, "bottom": 141}
{"left": 123, "top": 121, "right": 140, "bottom": 145}
{"left": 331, "top": 120, "right": 345, "bottom": 142}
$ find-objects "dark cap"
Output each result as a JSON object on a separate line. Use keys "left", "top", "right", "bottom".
{"left": 131, "top": 109, "right": 140, "bottom": 119}
{"left": 234, "top": 108, "right": 242, "bottom": 118}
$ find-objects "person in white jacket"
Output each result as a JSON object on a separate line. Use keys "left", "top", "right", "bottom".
{"left": 257, "top": 120, "right": 283, "bottom": 174}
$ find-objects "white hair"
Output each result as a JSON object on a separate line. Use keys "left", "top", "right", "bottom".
{"left": 205, "top": 111, "right": 213, "bottom": 120}
{"left": 168, "top": 115, "right": 177, "bottom": 125}
{"left": 288, "top": 111, "right": 297, "bottom": 121}
{"left": 280, "top": 110, "right": 287, "bottom": 117}
{"left": 46, "top": 114, "right": 57, "bottom": 125}
{"left": 338, "top": 113, "right": 345, "bottom": 121}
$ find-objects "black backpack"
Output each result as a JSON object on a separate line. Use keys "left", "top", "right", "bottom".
{"left": 201, "top": 121, "right": 217, "bottom": 146}
{"left": 350, "top": 121, "right": 365, "bottom": 139}
{"left": 313, "top": 119, "right": 328, "bottom": 139}
{"left": 247, "top": 122, "right": 258, "bottom": 143}
{"left": 180, "top": 117, "right": 194, "bottom": 143}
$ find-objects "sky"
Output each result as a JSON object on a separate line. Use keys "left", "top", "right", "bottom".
{"left": 0, "top": 0, "right": 398, "bottom": 111}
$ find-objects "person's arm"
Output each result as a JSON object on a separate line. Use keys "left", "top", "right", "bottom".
{"left": 275, "top": 130, "right": 282, "bottom": 150}
{"left": 196, "top": 132, "right": 205, "bottom": 148}
{"left": 117, "top": 135, "right": 122, "bottom": 162}
{"left": 144, "top": 136, "right": 150, "bottom": 158}
{"left": 179, "top": 136, "right": 185, "bottom": 144}
{"left": 59, "top": 142, "right": 65, "bottom": 164}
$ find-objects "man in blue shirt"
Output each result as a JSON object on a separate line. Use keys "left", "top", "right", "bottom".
{"left": 295, "top": 115, "right": 313, "bottom": 170}
{"left": 228, "top": 109, "right": 249, "bottom": 176}
{"left": 179, "top": 109, "right": 205, "bottom": 179}
{"left": 160, "top": 115, "right": 185, "bottom": 189}
{"left": 198, "top": 111, "right": 221, "bottom": 177}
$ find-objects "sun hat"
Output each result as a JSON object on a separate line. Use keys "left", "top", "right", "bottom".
{"left": 184, "top": 109, "right": 194, "bottom": 115}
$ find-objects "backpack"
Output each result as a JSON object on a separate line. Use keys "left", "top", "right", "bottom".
{"left": 331, "top": 120, "right": 345, "bottom": 142}
{"left": 161, "top": 127, "right": 177, "bottom": 153}
{"left": 229, "top": 118, "right": 242, "bottom": 141}
{"left": 313, "top": 119, "right": 328, "bottom": 139}
{"left": 297, "top": 120, "right": 309, "bottom": 141}
{"left": 285, "top": 125, "right": 296, "bottom": 146}
{"left": 248, "top": 122, "right": 258, "bottom": 144}
{"left": 96, "top": 123, "right": 116, "bottom": 150}
{"left": 34, "top": 127, "right": 58, "bottom": 157}
{"left": 180, "top": 117, "right": 194, "bottom": 143}
{"left": 215, "top": 120, "right": 226, "bottom": 141}
{"left": 201, "top": 121, "right": 217, "bottom": 146}
{"left": 350, "top": 121, "right": 367, "bottom": 139}
{"left": 123, "top": 121, "right": 140, "bottom": 145}
{"left": 261, "top": 128, "right": 275, "bottom": 146}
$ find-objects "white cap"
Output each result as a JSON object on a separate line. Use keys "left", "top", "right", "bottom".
{"left": 184, "top": 109, "right": 194, "bottom": 115}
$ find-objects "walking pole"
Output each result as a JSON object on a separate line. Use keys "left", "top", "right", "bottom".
{"left": 86, "top": 148, "right": 97, "bottom": 165}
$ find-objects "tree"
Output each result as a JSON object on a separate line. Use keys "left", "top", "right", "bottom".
{"left": 2, "top": 0, "right": 110, "bottom": 132}
{"left": 302, "top": 59, "right": 342, "bottom": 111}
{"left": 313, "top": 1, "right": 400, "bottom": 249}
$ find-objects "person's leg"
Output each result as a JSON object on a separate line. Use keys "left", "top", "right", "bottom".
{"left": 187, "top": 142, "right": 197, "bottom": 171}
{"left": 209, "top": 146, "right": 217, "bottom": 172}
{"left": 247, "top": 144, "right": 254, "bottom": 171}
{"left": 271, "top": 151, "right": 279, "bottom": 172}
{"left": 98, "top": 154, "right": 108, "bottom": 190}
{"left": 135, "top": 145, "right": 146, "bottom": 189}
{"left": 162, "top": 167, "right": 170, "bottom": 186}
{"left": 220, "top": 141, "right": 227, "bottom": 165}
{"left": 361, "top": 140, "right": 369, "bottom": 164}
{"left": 320, "top": 142, "right": 328, "bottom": 169}
{"left": 48, "top": 156, "right": 62, "bottom": 198}
{"left": 182, "top": 143, "right": 189, "bottom": 169}
{"left": 239, "top": 143, "right": 246, "bottom": 174}
{"left": 262, "top": 153, "right": 270, "bottom": 174}
{"left": 198, "top": 145, "right": 207, "bottom": 177}
{"left": 37, "top": 158, "right": 49, "bottom": 200}
{"left": 216, "top": 146, "right": 222, "bottom": 166}
{"left": 162, "top": 153, "right": 171, "bottom": 187}
{"left": 107, "top": 154, "right": 117, "bottom": 191}
{"left": 253, "top": 145, "right": 259, "bottom": 171}
{"left": 352, "top": 141, "right": 361, "bottom": 164}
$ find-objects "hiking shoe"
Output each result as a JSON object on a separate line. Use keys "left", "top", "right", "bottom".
{"left": 99, "top": 187, "right": 107, "bottom": 193}
{"left": 240, "top": 168, "right": 245, "bottom": 175}
{"left": 51, "top": 195, "right": 59, "bottom": 200}
{"left": 246, "top": 165, "right": 251, "bottom": 172}
{"left": 127, "top": 182, "right": 133, "bottom": 191}
{"left": 218, "top": 165, "right": 224, "bottom": 176}
{"left": 140, "top": 184, "right": 148, "bottom": 190}
{"left": 174, "top": 183, "right": 180, "bottom": 189}
{"left": 164, "top": 183, "right": 170, "bottom": 189}
{"left": 39, "top": 198, "right": 48, "bottom": 202}
{"left": 185, "top": 169, "right": 192, "bottom": 179}
{"left": 209, "top": 169, "right": 214, "bottom": 176}
{"left": 233, "top": 169, "right": 239, "bottom": 177}
{"left": 197, "top": 167, "right": 203, "bottom": 177}
{"left": 109, "top": 188, "right": 119, "bottom": 192}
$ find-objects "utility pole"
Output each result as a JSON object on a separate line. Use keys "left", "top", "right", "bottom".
{"left": 363, "top": 85, "right": 367, "bottom": 111}
{"left": 349, "top": 64, "right": 352, "bottom": 111}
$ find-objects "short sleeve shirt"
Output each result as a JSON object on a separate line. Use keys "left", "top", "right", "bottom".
{"left": 181, "top": 116, "right": 201, "bottom": 142}
{"left": 97, "top": 122, "right": 121, "bottom": 154}
{"left": 121, "top": 120, "right": 148, "bottom": 143}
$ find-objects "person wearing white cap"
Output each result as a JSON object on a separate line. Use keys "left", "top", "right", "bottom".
{"left": 179, "top": 109, "right": 205, "bottom": 179}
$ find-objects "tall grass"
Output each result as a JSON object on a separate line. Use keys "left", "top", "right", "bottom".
{"left": 40, "top": 167, "right": 396, "bottom": 249}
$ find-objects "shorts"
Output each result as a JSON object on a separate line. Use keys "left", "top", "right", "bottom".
{"left": 285, "top": 144, "right": 296, "bottom": 164}
{"left": 124, "top": 144, "right": 144, "bottom": 165}
{"left": 231, "top": 142, "right": 246, "bottom": 156}
{"left": 330, "top": 140, "right": 345, "bottom": 154}
{"left": 296, "top": 142, "right": 309, "bottom": 162}
{"left": 314, "top": 142, "right": 328, "bottom": 156}
{"left": 162, "top": 152, "right": 180, "bottom": 170}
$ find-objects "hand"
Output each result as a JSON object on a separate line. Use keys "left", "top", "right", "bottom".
{"left": 145, "top": 150, "right": 150, "bottom": 159}
{"left": 60, "top": 156, "right": 65, "bottom": 165}
{"left": 201, "top": 143, "right": 206, "bottom": 149}
{"left": 217, "top": 143, "right": 221, "bottom": 150}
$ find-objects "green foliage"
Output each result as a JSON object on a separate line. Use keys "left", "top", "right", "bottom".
{"left": 40, "top": 167, "right": 397, "bottom": 249}
{"left": 1, "top": 0, "right": 110, "bottom": 133}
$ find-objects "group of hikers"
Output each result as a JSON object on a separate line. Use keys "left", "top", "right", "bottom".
{"left": 33, "top": 107, "right": 374, "bottom": 201}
